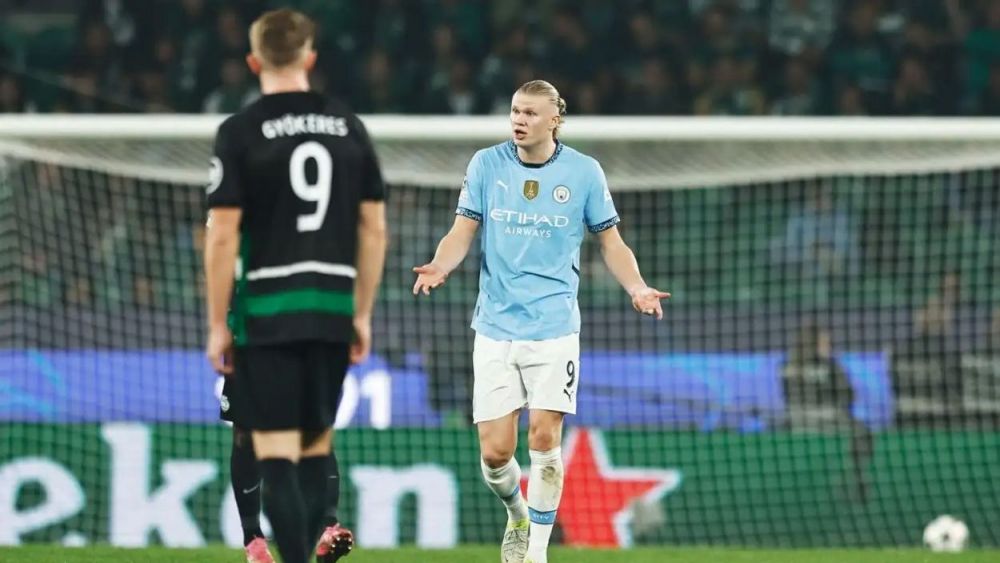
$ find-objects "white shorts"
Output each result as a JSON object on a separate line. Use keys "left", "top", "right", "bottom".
{"left": 472, "top": 332, "right": 580, "bottom": 423}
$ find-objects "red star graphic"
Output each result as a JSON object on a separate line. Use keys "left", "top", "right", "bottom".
{"left": 521, "top": 428, "right": 682, "bottom": 547}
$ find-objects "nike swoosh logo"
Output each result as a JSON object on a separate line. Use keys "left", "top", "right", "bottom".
{"left": 242, "top": 481, "right": 262, "bottom": 494}
{"left": 496, "top": 180, "right": 509, "bottom": 191}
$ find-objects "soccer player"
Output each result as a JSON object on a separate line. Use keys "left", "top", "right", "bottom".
{"left": 413, "top": 80, "right": 669, "bottom": 563}
{"left": 205, "top": 9, "right": 387, "bottom": 563}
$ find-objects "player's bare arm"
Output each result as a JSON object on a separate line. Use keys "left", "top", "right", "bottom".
{"left": 204, "top": 207, "right": 242, "bottom": 374}
{"left": 412, "top": 215, "right": 480, "bottom": 295}
{"left": 352, "top": 200, "right": 388, "bottom": 364}
{"left": 596, "top": 225, "right": 670, "bottom": 319}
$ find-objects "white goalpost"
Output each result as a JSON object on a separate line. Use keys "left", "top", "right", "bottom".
{"left": 1, "top": 115, "right": 1000, "bottom": 548}
{"left": 3, "top": 115, "right": 1000, "bottom": 188}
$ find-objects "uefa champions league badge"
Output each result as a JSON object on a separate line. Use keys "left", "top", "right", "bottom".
{"left": 553, "top": 185, "right": 571, "bottom": 203}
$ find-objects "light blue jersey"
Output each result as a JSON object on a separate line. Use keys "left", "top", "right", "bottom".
{"left": 456, "top": 140, "right": 619, "bottom": 341}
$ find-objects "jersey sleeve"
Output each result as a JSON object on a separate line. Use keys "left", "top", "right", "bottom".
{"left": 351, "top": 115, "right": 386, "bottom": 201}
{"left": 584, "top": 160, "right": 620, "bottom": 232}
{"left": 455, "top": 150, "right": 486, "bottom": 222}
{"left": 205, "top": 118, "right": 243, "bottom": 208}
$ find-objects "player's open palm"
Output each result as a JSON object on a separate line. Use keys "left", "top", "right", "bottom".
{"left": 412, "top": 263, "right": 448, "bottom": 295}
{"left": 631, "top": 286, "right": 671, "bottom": 320}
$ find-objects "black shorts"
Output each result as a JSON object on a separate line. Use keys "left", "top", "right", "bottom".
{"left": 219, "top": 341, "right": 350, "bottom": 431}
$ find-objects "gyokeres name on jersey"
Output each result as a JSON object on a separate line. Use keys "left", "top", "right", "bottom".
{"left": 261, "top": 113, "right": 349, "bottom": 139}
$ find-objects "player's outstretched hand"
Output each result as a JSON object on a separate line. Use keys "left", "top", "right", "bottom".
{"left": 412, "top": 263, "right": 448, "bottom": 295}
{"left": 351, "top": 316, "right": 372, "bottom": 365}
{"left": 631, "top": 286, "right": 671, "bottom": 320}
{"left": 206, "top": 325, "right": 234, "bottom": 375}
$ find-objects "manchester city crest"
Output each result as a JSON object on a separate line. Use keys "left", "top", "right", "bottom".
{"left": 523, "top": 180, "right": 539, "bottom": 200}
{"left": 553, "top": 185, "right": 571, "bottom": 203}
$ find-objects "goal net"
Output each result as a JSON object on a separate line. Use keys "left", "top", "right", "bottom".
{"left": 1, "top": 115, "right": 998, "bottom": 549}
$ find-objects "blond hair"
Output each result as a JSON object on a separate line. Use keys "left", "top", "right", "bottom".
{"left": 249, "top": 9, "right": 316, "bottom": 69}
{"left": 517, "top": 80, "right": 567, "bottom": 139}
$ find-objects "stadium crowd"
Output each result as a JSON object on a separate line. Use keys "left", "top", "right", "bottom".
{"left": 4, "top": 0, "right": 999, "bottom": 427}
{"left": 1, "top": 0, "right": 1000, "bottom": 116}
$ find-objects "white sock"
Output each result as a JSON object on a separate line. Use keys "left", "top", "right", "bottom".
{"left": 527, "top": 448, "right": 563, "bottom": 560}
{"left": 481, "top": 457, "right": 528, "bottom": 521}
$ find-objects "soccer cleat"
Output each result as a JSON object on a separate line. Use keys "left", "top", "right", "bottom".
{"left": 245, "top": 537, "right": 275, "bottom": 563}
{"left": 315, "top": 523, "right": 354, "bottom": 562}
{"left": 500, "top": 517, "right": 529, "bottom": 563}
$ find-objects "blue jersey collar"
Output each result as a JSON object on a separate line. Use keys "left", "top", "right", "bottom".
{"left": 507, "top": 139, "right": 563, "bottom": 168}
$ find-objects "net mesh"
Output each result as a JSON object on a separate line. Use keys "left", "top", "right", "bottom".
{"left": 1, "top": 126, "right": 999, "bottom": 549}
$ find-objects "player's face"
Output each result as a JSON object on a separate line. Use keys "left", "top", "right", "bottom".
{"left": 510, "top": 92, "right": 557, "bottom": 148}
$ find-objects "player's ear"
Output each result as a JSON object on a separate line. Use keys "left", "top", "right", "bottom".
{"left": 303, "top": 50, "right": 317, "bottom": 72}
{"left": 246, "top": 53, "right": 262, "bottom": 75}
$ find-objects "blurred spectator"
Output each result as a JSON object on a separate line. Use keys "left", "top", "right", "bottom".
{"left": 425, "top": 0, "right": 490, "bottom": 61}
{"left": 484, "top": 58, "right": 540, "bottom": 114}
{"left": 423, "top": 23, "right": 460, "bottom": 103}
{"left": 573, "top": 80, "right": 602, "bottom": 114}
{"left": 67, "top": 19, "right": 125, "bottom": 109}
{"left": 771, "top": 182, "right": 859, "bottom": 279}
{"left": 0, "top": 73, "right": 34, "bottom": 112}
{"left": 78, "top": 0, "right": 150, "bottom": 72}
{"left": 781, "top": 321, "right": 854, "bottom": 429}
{"left": 893, "top": 272, "right": 965, "bottom": 421}
{"left": 623, "top": 58, "right": 684, "bottom": 115}
{"left": 899, "top": 18, "right": 958, "bottom": 113}
{"left": 771, "top": 56, "right": 821, "bottom": 115}
{"left": 916, "top": 272, "right": 962, "bottom": 349}
{"left": 208, "top": 6, "right": 250, "bottom": 62}
{"left": 423, "top": 58, "right": 481, "bottom": 114}
{"left": 890, "top": 56, "right": 936, "bottom": 115}
{"left": 621, "top": 10, "right": 676, "bottom": 81}
{"left": 165, "top": 0, "right": 214, "bottom": 111}
{"left": 964, "top": 1, "right": 1000, "bottom": 104}
{"left": 545, "top": 7, "right": 600, "bottom": 88}
{"left": 201, "top": 58, "right": 259, "bottom": 113}
{"left": 16, "top": 251, "right": 60, "bottom": 307}
{"left": 129, "top": 34, "right": 183, "bottom": 111}
{"left": 768, "top": 0, "right": 836, "bottom": 64}
{"left": 353, "top": 49, "right": 409, "bottom": 113}
{"left": 134, "top": 68, "right": 174, "bottom": 112}
{"left": 694, "top": 56, "right": 765, "bottom": 115}
{"left": 369, "top": 0, "right": 426, "bottom": 59}
{"left": 479, "top": 26, "right": 540, "bottom": 111}
{"left": 690, "top": 0, "right": 767, "bottom": 39}
{"left": 689, "top": 4, "right": 757, "bottom": 91}
{"left": 55, "top": 69, "right": 103, "bottom": 112}
{"left": 836, "top": 83, "right": 869, "bottom": 115}
{"left": 79, "top": 0, "right": 142, "bottom": 47}
{"left": 971, "top": 63, "right": 1000, "bottom": 115}
{"left": 827, "top": 1, "right": 894, "bottom": 113}
{"left": 781, "top": 321, "right": 873, "bottom": 501}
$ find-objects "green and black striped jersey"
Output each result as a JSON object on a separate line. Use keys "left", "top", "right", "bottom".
{"left": 206, "top": 91, "right": 384, "bottom": 346}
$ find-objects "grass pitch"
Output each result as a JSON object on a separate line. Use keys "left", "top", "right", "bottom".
{"left": 0, "top": 546, "right": 997, "bottom": 563}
